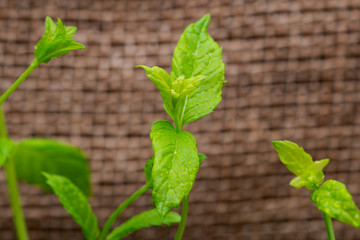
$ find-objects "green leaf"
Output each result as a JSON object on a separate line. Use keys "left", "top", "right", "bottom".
{"left": 106, "top": 209, "right": 180, "bottom": 240}
{"left": 0, "top": 138, "right": 14, "bottom": 167}
{"left": 311, "top": 180, "right": 360, "bottom": 228}
{"left": 150, "top": 120, "right": 199, "bottom": 217}
{"left": 170, "top": 14, "right": 225, "bottom": 125}
{"left": 272, "top": 140, "right": 329, "bottom": 190}
{"left": 136, "top": 65, "right": 172, "bottom": 93}
{"left": 34, "top": 16, "right": 85, "bottom": 64}
{"left": 144, "top": 157, "right": 154, "bottom": 188}
{"left": 198, "top": 153, "right": 207, "bottom": 165}
{"left": 10, "top": 138, "right": 91, "bottom": 196}
{"left": 44, "top": 173, "right": 99, "bottom": 240}
{"left": 144, "top": 153, "right": 205, "bottom": 187}
{"left": 136, "top": 65, "right": 174, "bottom": 120}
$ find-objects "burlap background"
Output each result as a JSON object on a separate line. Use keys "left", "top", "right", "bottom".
{"left": 1, "top": 0, "right": 360, "bottom": 239}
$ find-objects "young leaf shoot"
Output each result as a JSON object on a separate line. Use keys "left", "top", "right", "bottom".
{"left": 34, "top": 17, "right": 85, "bottom": 64}
{"left": 273, "top": 140, "right": 360, "bottom": 240}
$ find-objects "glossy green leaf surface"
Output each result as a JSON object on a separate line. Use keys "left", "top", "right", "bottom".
{"left": 144, "top": 153, "right": 206, "bottom": 188}
{"left": 272, "top": 140, "right": 329, "bottom": 190}
{"left": 11, "top": 138, "right": 91, "bottom": 196}
{"left": 150, "top": 120, "right": 199, "bottom": 217}
{"left": 34, "top": 16, "right": 85, "bottom": 64}
{"left": 311, "top": 180, "right": 360, "bottom": 228}
{"left": 107, "top": 209, "right": 180, "bottom": 240}
{"left": 44, "top": 173, "right": 99, "bottom": 240}
{"left": 0, "top": 138, "right": 14, "bottom": 167}
{"left": 171, "top": 14, "right": 225, "bottom": 125}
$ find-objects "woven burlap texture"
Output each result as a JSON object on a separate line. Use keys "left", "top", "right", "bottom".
{"left": 1, "top": 0, "right": 360, "bottom": 239}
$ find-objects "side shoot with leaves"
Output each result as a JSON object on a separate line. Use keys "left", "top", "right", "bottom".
{"left": 273, "top": 141, "right": 360, "bottom": 240}
{"left": 0, "top": 17, "right": 89, "bottom": 240}
{"left": 0, "top": 14, "right": 224, "bottom": 240}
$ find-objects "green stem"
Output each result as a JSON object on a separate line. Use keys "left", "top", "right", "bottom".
{"left": 0, "top": 59, "right": 39, "bottom": 105}
{"left": 174, "top": 95, "right": 188, "bottom": 133}
{"left": 175, "top": 121, "right": 183, "bottom": 133}
{"left": 0, "top": 59, "right": 40, "bottom": 240}
{"left": 174, "top": 196, "right": 189, "bottom": 240}
{"left": 0, "top": 107, "right": 8, "bottom": 138}
{"left": 0, "top": 107, "right": 29, "bottom": 240}
{"left": 323, "top": 212, "right": 335, "bottom": 240}
{"left": 99, "top": 184, "right": 151, "bottom": 240}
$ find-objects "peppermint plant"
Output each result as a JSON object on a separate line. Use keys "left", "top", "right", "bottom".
{"left": 273, "top": 141, "right": 360, "bottom": 240}
{"left": 1, "top": 14, "right": 225, "bottom": 240}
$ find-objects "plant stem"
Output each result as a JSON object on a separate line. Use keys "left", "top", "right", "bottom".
{"left": 0, "top": 107, "right": 29, "bottom": 240}
{"left": 0, "top": 58, "right": 39, "bottom": 240}
{"left": 174, "top": 196, "right": 189, "bottom": 240}
{"left": 323, "top": 212, "right": 335, "bottom": 240}
{"left": 99, "top": 184, "right": 151, "bottom": 240}
{"left": 0, "top": 107, "right": 8, "bottom": 138}
{"left": 0, "top": 59, "right": 39, "bottom": 105}
{"left": 175, "top": 121, "right": 182, "bottom": 133}
{"left": 175, "top": 95, "right": 188, "bottom": 133}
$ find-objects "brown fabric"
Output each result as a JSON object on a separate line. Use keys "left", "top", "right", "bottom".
{"left": 1, "top": 0, "right": 360, "bottom": 239}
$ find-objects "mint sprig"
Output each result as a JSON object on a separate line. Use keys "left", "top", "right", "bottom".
{"left": 137, "top": 15, "right": 225, "bottom": 238}
{"left": 139, "top": 14, "right": 225, "bottom": 132}
{"left": 273, "top": 140, "right": 360, "bottom": 234}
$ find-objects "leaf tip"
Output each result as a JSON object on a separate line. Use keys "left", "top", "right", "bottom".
{"left": 314, "top": 158, "right": 330, "bottom": 170}
{"left": 136, "top": 65, "right": 148, "bottom": 70}
{"left": 198, "top": 14, "right": 211, "bottom": 26}
{"left": 192, "top": 14, "right": 211, "bottom": 31}
{"left": 41, "top": 171, "right": 52, "bottom": 183}
{"left": 56, "top": 17, "right": 63, "bottom": 25}
{"left": 272, "top": 140, "right": 300, "bottom": 151}
{"left": 272, "top": 140, "right": 284, "bottom": 149}
{"left": 198, "top": 153, "right": 207, "bottom": 165}
{"left": 41, "top": 171, "right": 50, "bottom": 177}
{"left": 45, "top": 16, "right": 53, "bottom": 23}
{"left": 78, "top": 43, "right": 86, "bottom": 49}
